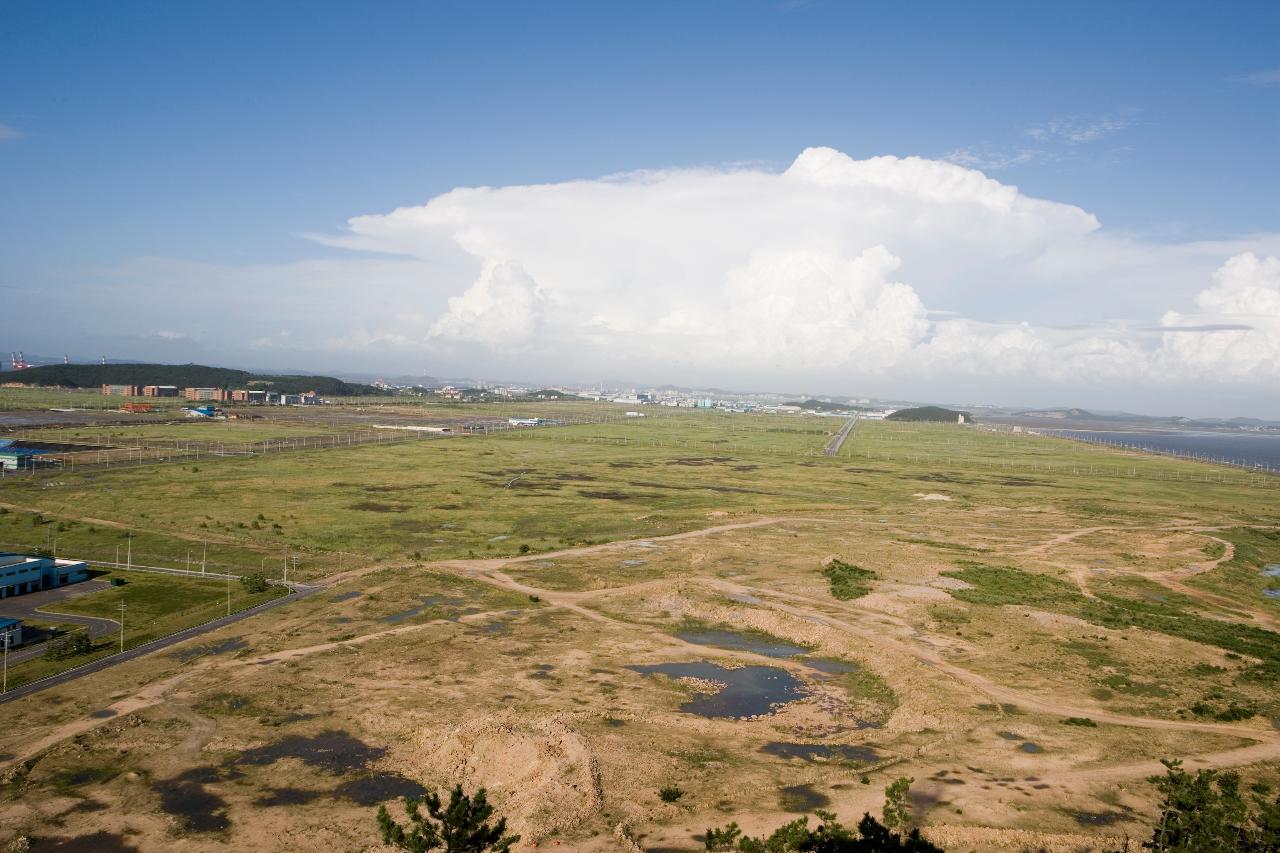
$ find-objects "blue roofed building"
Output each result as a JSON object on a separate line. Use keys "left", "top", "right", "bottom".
{"left": 0, "top": 554, "right": 89, "bottom": 598}
{"left": 0, "top": 617, "right": 23, "bottom": 648}
{"left": 0, "top": 439, "right": 51, "bottom": 471}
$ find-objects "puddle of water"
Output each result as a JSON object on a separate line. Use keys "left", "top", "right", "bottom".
{"left": 760, "top": 742, "right": 879, "bottom": 763}
{"left": 1264, "top": 589, "right": 1280, "bottom": 599}
{"left": 1261, "top": 564, "right": 1280, "bottom": 577}
{"left": 621, "top": 559, "right": 647, "bottom": 567}
{"left": 996, "top": 731, "right": 1024, "bottom": 741}
{"left": 381, "top": 595, "right": 465, "bottom": 624}
{"left": 89, "top": 709, "right": 117, "bottom": 719}
{"left": 331, "top": 591, "right": 362, "bottom": 602}
{"left": 1019, "top": 742, "right": 1043, "bottom": 754}
{"left": 778, "top": 783, "right": 831, "bottom": 812}
{"left": 675, "top": 628, "right": 809, "bottom": 659}
{"left": 801, "top": 657, "right": 859, "bottom": 674}
{"left": 152, "top": 767, "right": 230, "bottom": 833}
{"left": 628, "top": 661, "right": 807, "bottom": 719}
{"left": 335, "top": 773, "right": 429, "bottom": 805}
{"left": 253, "top": 787, "right": 323, "bottom": 806}
{"left": 235, "top": 730, "right": 385, "bottom": 774}
{"left": 480, "top": 621, "right": 509, "bottom": 635}
{"left": 171, "top": 637, "right": 248, "bottom": 663}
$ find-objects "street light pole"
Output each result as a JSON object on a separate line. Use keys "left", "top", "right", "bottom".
{"left": 126, "top": 532, "right": 132, "bottom": 568}
{"left": 2, "top": 632, "right": 9, "bottom": 693}
{"left": 118, "top": 600, "right": 126, "bottom": 654}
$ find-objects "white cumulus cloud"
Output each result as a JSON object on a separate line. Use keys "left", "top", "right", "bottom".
{"left": 39, "top": 146, "right": 1280, "bottom": 413}
{"left": 304, "top": 146, "right": 1280, "bottom": 400}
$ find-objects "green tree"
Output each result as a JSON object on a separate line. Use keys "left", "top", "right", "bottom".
{"left": 704, "top": 810, "right": 942, "bottom": 852}
{"left": 882, "top": 777, "right": 914, "bottom": 832}
{"left": 239, "top": 572, "right": 269, "bottom": 594}
{"left": 377, "top": 785, "right": 520, "bottom": 853}
{"left": 1134, "top": 759, "right": 1280, "bottom": 851}
{"left": 44, "top": 630, "right": 91, "bottom": 661}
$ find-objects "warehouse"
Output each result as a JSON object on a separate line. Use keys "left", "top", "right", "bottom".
{"left": 0, "top": 617, "right": 23, "bottom": 648}
{"left": 0, "top": 554, "right": 89, "bottom": 598}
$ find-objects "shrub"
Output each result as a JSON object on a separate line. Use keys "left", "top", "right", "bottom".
{"left": 659, "top": 785, "right": 685, "bottom": 803}
{"left": 1061, "top": 717, "right": 1098, "bottom": 727}
{"left": 240, "top": 573, "right": 269, "bottom": 594}
{"left": 824, "top": 560, "right": 877, "bottom": 600}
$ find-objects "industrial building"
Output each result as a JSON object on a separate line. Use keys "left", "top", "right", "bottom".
{"left": 0, "top": 553, "right": 89, "bottom": 599}
{"left": 184, "top": 387, "right": 231, "bottom": 401}
{"left": 101, "top": 384, "right": 142, "bottom": 396}
{"left": 0, "top": 617, "right": 22, "bottom": 649}
{"left": 143, "top": 385, "right": 179, "bottom": 397}
{"left": 0, "top": 440, "right": 50, "bottom": 471}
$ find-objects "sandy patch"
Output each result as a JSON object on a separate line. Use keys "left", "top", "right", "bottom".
{"left": 409, "top": 712, "right": 602, "bottom": 841}
{"left": 913, "top": 493, "right": 953, "bottom": 501}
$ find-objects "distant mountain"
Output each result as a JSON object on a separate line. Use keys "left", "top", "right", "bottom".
{"left": 887, "top": 406, "right": 970, "bottom": 423}
{"left": 9, "top": 363, "right": 378, "bottom": 396}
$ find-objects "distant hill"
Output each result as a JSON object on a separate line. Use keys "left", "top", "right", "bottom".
{"left": 10, "top": 363, "right": 378, "bottom": 396}
{"left": 530, "top": 389, "right": 584, "bottom": 400}
{"left": 887, "top": 405, "right": 969, "bottom": 423}
{"left": 1014, "top": 408, "right": 1094, "bottom": 419}
{"left": 785, "top": 399, "right": 852, "bottom": 412}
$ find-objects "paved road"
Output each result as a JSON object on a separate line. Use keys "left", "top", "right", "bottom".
{"left": 823, "top": 416, "right": 858, "bottom": 457}
{"left": 0, "top": 581, "right": 119, "bottom": 665}
{"left": 0, "top": 584, "right": 319, "bottom": 704}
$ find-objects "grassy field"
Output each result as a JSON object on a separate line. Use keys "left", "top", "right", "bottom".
{"left": 49, "top": 568, "right": 287, "bottom": 639}
{"left": 0, "top": 414, "right": 1275, "bottom": 578}
{"left": 0, "top": 568, "right": 287, "bottom": 690}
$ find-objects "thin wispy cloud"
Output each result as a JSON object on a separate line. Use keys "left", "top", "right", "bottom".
{"left": 1023, "top": 112, "right": 1137, "bottom": 145}
{"left": 942, "top": 147, "right": 1050, "bottom": 171}
{"left": 0, "top": 122, "right": 23, "bottom": 141}
{"left": 1230, "top": 69, "right": 1280, "bottom": 87}
{"left": 945, "top": 111, "right": 1138, "bottom": 173}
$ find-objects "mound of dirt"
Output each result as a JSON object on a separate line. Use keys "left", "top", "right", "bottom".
{"left": 410, "top": 713, "right": 603, "bottom": 840}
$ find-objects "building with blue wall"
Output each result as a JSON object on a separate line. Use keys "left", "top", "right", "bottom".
{"left": 0, "top": 554, "right": 90, "bottom": 598}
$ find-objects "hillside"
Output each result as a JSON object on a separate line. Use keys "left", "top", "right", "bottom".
{"left": 8, "top": 363, "right": 377, "bottom": 396}
{"left": 886, "top": 405, "right": 969, "bottom": 423}
{"left": 785, "top": 399, "right": 852, "bottom": 412}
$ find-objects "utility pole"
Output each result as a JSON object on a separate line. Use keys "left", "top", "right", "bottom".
{"left": 202, "top": 542, "right": 207, "bottom": 574}
{"left": 2, "top": 631, "right": 8, "bottom": 693}
{"left": 226, "top": 573, "right": 231, "bottom": 616}
{"left": 118, "top": 600, "right": 126, "bottom": 653}
{"left": 126, "top": 532, "right": 132, "bottom": 568}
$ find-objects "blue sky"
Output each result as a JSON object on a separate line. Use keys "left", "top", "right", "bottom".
{"left": 2, "top": 2, "right": 1279, "bottom": 414}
